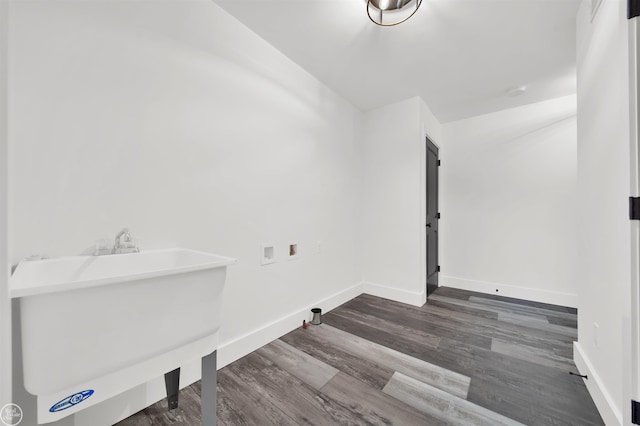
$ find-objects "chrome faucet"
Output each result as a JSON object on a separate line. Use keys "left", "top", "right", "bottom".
{"left": 114, "top": 228, "right": 139, "bottom": 254}
{"left": 115, "top": 228, "right": 130, "bottom": 249}
{"left": 94, "top": 228, "right": 140, "bottom": 255}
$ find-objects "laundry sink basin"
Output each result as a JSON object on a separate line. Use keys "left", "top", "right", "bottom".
{"left": 10, "top": 248, "right": 235, "bottom": 424}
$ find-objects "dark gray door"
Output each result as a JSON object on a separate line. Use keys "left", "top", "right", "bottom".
{"left": 426, "top": 137, "right": 439, "bottom": 295}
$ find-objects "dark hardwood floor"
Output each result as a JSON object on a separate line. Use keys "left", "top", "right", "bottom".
{"left": 118, "top": 287, "right": 603, "bottom": 425}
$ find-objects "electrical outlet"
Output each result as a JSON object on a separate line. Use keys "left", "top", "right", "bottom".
{"left": 316, "top": 241, "right": 322, "bottom": 254}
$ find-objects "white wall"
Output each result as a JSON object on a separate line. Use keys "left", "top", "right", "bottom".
{"left": 0, "top": 0, "right": 11, "bottom": 411}
{"left": 9, "top": 1, "right": 627, "bottom": 425}
{"left": 439, "top": 95, "right": 579, "bottom": 307}
{"left": 574, "top": 0, "right": 631, "bottom": 424}
{"left": 359, "top": 96, "right": 442, "bottom": 306}
{"left": 8, "top": 1, "right": 363, "bottom": 424}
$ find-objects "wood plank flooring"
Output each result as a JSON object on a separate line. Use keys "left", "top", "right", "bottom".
{"left": 117, "top": 287, "right": 603, "bottom": 425}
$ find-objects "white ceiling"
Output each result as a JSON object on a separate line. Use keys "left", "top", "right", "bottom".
{"left": 214, "top": 0, "right": 581, "bottom": 123}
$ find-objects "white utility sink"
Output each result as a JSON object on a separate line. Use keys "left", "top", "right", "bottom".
{"left": 10, "top": 248, "right": 235, "bottom": 424}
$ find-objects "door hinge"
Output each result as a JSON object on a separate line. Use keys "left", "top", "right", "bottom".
{"left": 437, "top": 212, "right": 441, "bottom": 219}
{"left": 437, "top": 160, "right": 441, "bottom": 166}
{"left": 632, "top": 400, "right": 640, "bottom": 424}
{"left": 437, "top": 265, "right": 441, "bottom": 272}
{"left": 630, "top": 197, "right": 640, "bottom": 220}
{"left": 629, "top": 0, "right": 640, "bottom": 19}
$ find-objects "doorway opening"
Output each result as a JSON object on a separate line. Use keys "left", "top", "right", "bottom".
{"left": 426, "top": 136, "right": 439, "bottom": 296}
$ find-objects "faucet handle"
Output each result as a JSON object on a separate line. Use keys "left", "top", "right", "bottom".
{"left": 114, "top": 228, "right": 139, "bottom": 254}
{"left": 93, "top": 239, "right": 113, "bottom": 256}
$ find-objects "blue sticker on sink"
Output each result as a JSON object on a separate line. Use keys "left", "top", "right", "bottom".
{"left": 49, "top": 390, "right": 94, "bottom": 412}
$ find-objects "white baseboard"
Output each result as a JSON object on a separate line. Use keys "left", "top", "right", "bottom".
{"left": 69, "top": 282, "right": 364, "bottom": 426}
{"left": 217, "top": 282, "right": 364, "bottom": 368}
{"left": 71, "top": 281, "right": 431, "bottom": 425}
{"left": 362, "top": 281, "right": 426, "bottom": 307}
{"left": 573, "top": 342, "right": 622, "bottom": 425}
{"left": 440, "top": 275, "right": 578, "bottom": 308}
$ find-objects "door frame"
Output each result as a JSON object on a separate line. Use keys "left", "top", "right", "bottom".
{"left": 422, "top": 132, "right": 440, "bottom": 300}
{"left": 0, "top": 0, "right": 11, "bottom": 408}
{"left": 628, "top": 12, "right": 640, "bottom": 426}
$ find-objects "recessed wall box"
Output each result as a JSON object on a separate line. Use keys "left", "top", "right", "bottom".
{"left": 261, "top": 244, "right": 275, "bottom": 265}
{"left": 288, "top": 243, "right": 299, "bottom": 260}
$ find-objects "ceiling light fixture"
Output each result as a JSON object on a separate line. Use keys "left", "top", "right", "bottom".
{"left": 367, "top": 0, "right": 423, "bottom": 27}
